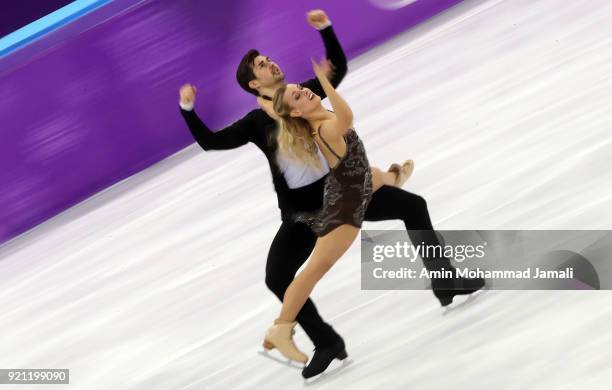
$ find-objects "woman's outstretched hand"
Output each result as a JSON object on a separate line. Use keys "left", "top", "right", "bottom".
{"left": 311, "top": 58, "right": 334, "bottom": 83}
{"left": 312, "top": 55, "right": 352, "bottom": 133}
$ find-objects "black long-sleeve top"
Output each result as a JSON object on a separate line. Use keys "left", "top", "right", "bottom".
{"left": 180, "top": 26, "right": 347, "bottom": 221}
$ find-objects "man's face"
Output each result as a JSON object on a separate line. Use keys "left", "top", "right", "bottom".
{"left": 251, "top": 55, "right": 285, "bottom": 89}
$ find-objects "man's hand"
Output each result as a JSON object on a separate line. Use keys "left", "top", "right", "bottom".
{"left": 179, "top": 84, "right": 197, "bottom": 105}
{"left": 306, "top": 10, "right": 331, "bottom": 30}
{"left": 257, "top": 96, "right": 279, "bottom": 120}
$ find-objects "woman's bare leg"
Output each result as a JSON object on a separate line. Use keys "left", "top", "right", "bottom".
{"left": 371, "top": 167, "right": 396, "bottom": 191}
{"left": 277, "top": 224, "right": 360, "bottom": 322}
{"left": 274, "top": 166, "right": 392, "bottom": 322}
{"left": 275, "top": 166, "right": 403, "bottom": 323}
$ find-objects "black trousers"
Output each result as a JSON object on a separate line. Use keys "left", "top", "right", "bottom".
{"left": 265, "top": 185, "right": 452, "bottom": 348}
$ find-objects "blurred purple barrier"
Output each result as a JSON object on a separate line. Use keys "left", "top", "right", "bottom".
{"left": 0, "top": 0, "right": 462, "bottom": 245}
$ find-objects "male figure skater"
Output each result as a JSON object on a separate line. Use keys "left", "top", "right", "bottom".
{"left": 178, "top": 10, "right": 484, "bottom": 378}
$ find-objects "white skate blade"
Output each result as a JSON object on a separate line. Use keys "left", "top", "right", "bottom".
{"left": 303, "top": 358, "right": 353, "bottom": 385}
{"left": 442, "top": 281, "right": 492, "bottom": 315}
{"left": 257, "top": 349, "right": 306, "bottom": 369}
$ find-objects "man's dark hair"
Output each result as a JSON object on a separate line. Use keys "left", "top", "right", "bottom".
{"left": 236, "top": 49, "right": 260, "bottom": 96}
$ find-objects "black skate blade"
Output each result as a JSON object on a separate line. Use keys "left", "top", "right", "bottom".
{"left": 303, "top": 358, "right": 353, "bottom": 385}
{"left": 442, "top": 280, "right": 492, "bottom": 316}
{"left": 257, "top": 350, "right": 305, "bottom": 369}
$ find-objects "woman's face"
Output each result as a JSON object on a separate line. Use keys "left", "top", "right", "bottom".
{"left": 283, "top": 84, "right": 321, "bottom": 117}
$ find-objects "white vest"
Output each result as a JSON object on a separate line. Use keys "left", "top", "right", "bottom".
{"left": 276, "top": 145, "right": 329, "bottom": 189}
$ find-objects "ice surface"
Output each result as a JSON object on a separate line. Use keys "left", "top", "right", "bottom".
{"left": 1, "top": 0, "right": 612, "bottom": 388}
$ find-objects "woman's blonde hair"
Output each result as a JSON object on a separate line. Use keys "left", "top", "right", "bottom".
{"left": 273, "top": 84, "right": 323, "bottom": 171}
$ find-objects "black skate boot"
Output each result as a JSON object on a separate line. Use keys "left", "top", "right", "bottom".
{"left": 432, "top": 275, "right": 485, "bottom": 306}
{"left": 302, "top": 337, "right": 347, "bottom": 379}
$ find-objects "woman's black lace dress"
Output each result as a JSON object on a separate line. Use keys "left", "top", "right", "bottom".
{"left": 293, "top": 128, "right": 373, "bottom": 236}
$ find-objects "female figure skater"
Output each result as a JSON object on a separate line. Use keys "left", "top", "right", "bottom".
{"left": 263, "top": 58, "right": 411, "bottom": 363}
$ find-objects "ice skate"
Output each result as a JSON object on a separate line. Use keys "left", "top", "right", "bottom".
{"left": 388, "top": 159, "right": 415, "bottom": 187}
{"left": 302, "top": 337, "right": 348, "bottom": 379}
{"left": 263, "top": 321, "right": 309, "bottom": 364}
{"left": 262, "top": 328, "right": 295, "bottom": 350}
{"left": 432, "top": 276, "right": 486, "bottom": 307}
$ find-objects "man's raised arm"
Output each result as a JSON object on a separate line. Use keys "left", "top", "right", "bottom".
{"left": 179, "top": 84, "right": 253, "bottom": 151}
{"left": 300, "top": 10, "right": 348, "bottom": 97}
